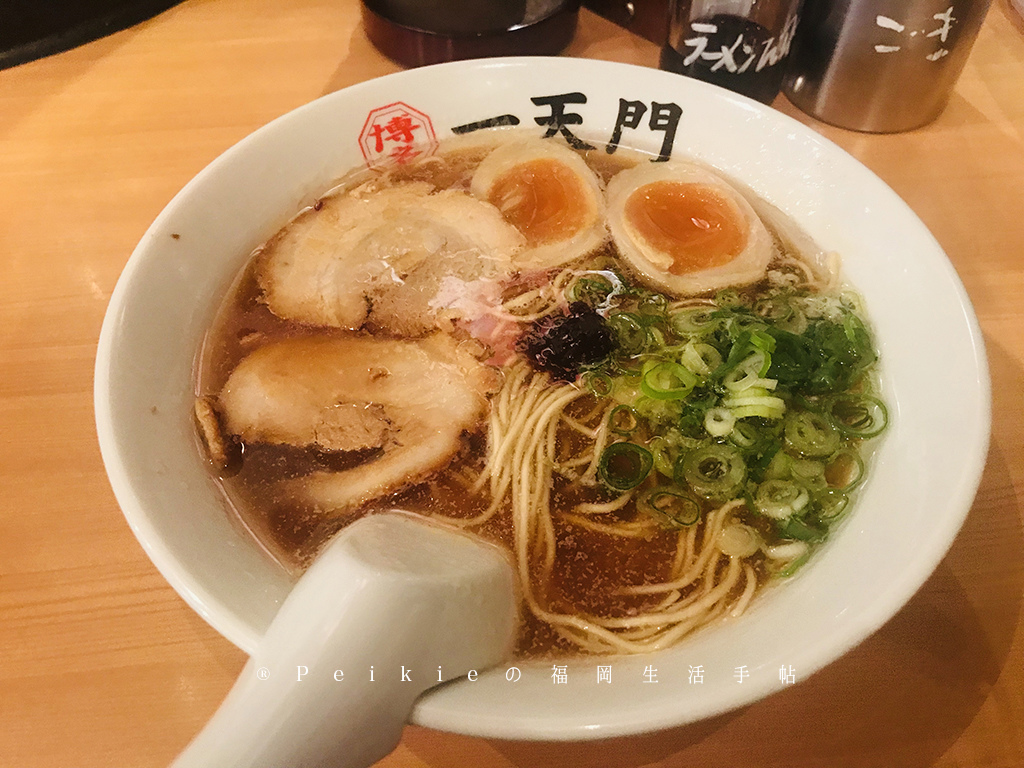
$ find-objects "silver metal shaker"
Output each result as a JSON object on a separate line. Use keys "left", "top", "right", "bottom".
{"left": 783, "top": 0, "right": 992, "bottom": 132}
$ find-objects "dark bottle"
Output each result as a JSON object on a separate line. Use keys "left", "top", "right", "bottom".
{"left": 659, "top": 13, "right": 797, "bottom": 104}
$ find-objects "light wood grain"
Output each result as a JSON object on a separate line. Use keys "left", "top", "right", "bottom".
{"left": 1, "top": 1, "right": 1022, "bottom": 766}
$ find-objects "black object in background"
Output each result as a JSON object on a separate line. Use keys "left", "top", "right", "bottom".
{"left": 660, "top": 13, "right": 786, "bottom": 103}
{"left": 1, "top": 0, "right": 184, "bottom": 70}
{"left": 583, "top": 0, "right": 669, "bottom": 44}
{"left": 362, "top": 0, "right": 582, "bottom": 68}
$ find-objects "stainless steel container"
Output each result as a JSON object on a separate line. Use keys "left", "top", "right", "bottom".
{"left": 783, "top": 0, "right": 992, "bottom": 132}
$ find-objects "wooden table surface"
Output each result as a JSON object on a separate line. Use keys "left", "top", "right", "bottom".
{"left": 2, "top": 1, "right": 1023, "bottom": 766}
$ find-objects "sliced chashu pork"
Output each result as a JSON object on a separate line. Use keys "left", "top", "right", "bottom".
{"left": 218, "top": 333, "right": 492, "bottom": 513}
{"left": 256, "top": 182, "right": 525, "bottom": 333}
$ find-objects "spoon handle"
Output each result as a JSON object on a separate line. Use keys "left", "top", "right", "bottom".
{"left": 170, "top": 512, "right": 518, "bottom": 768}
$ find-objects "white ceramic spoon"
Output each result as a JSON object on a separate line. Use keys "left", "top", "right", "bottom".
{"left": 170, "top": 510, "right": 518, "bottom": 768}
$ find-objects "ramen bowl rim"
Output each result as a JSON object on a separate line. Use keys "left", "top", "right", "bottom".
{"left": 94, "top": 56, "right": 991, "bottom": 741}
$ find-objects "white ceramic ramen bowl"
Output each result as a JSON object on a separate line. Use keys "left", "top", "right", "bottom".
{"left": 94, "top": 57, "right": 990, "bottom": 740}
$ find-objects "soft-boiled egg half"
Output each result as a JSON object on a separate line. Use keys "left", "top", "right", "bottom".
{"left": 470, "top": 138, "right": 606, "bottom": 270}
{"left": 605, "top": 161, "right": 773, "bottom": 296}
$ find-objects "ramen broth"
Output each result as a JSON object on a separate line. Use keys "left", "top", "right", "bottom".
{"left": 196, "top": 133, "right": 885, "bottom": 657}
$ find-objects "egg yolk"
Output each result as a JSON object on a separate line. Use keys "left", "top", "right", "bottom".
{"left": 487, "top": 158, "right": 588, "bottom": 245}
{"left": 625, "top": 181, "right": 747, "bottom": 275}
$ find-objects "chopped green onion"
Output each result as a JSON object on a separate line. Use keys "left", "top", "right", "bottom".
{"left": 679, "top": 341, "right": 722, "bottom": 376}
{"left": 776, "top": 515, "right": 827, "bottom": 542}
{"left": 824, "top": 447, "right": 865, "bottom": 491}
{"left": 839, "top": 290, "right": 867, "bottom": 315}
{"left": 784, "top": 410, "right": 841, "bottom": 457}
{"left": 608, "top": 404, "right": 640, "bottom": 435}
{"left": 754, "top": 294, "right": 793, "bottom": 322}
{"left": 718, "top": 522, "right": 762, "bottom": 557}
{"left": 721, "top": 348, "right": 774, "bottom": 389}
{"left": 755, "top": 294, "right": 808, "bottom": 334}
{"left": 583, "top": 371, "right": 613, "bottom": 398}
{"left": 545, "top": 275, "right": 881, "bottom": 583}
{"left": 567, "top": 273, "right": 616, "bottom": 306}
{"left": 765, "top": 540, "right": 809, "bottom": 562}
{"left": 678, "top": 443, "right": 747, "bottom": 499}
{"left": 724, "top": 313, "right": 770, "bottom": 336}
{"left": 754, "top": 478, "right": 810, "bottom": 520}
{"left": 608, "top": 313, "right": 648, "bottom": 355}
{"left": 742, "top": 436, "right": 784, "bottom": 483}
{"left": 598, "top": 442, "right": 654, "bottom": 491}
{"left": 729, "top": 420, "right": 761, "bottom": 449}
{"left": 670, "top": 306, "right": 719, "bottom": 335}
{"left": 748, "top": 329, "right": 776, "bottom": 355}
{"left": 641, "top": 487, "right": 702, "bottom": 528}
{"left": 722, "top": 368, "right": 775, "bottom": 393}
{"left": 790, "top": 458, "right": 827, "bottom": 491}
{"left": 637, "top": 294, "right": 668, "bottom": 321}
{"left": 764, "top": 450, "right": 794, "bottom": 480}
{"left": 646, "top": 326, "right": 667, "bottom": 349}
{"left": 730, "top": 406, "right": 784, "bottom": 421}
{"left": 704, "top": 407, "right": 736, "bottom": 437}
{"left": 795, "top": 314, "right": 878, "bottom": 395}
{"left": 766, "top": 534, "right": 817, "bottom": 576}
{"left": 612, "top": 356, "right": 645, "bottom": 377}
{"left": 714, "top": 288, "right": 743, "bottom": 307}
{"left": 640, "top": 361, "right": 697, "bottom": 400}
{"left": 633, "top": 394, "right": 685, "bottom": 428}
{"left": 722, "top": 388, "right": 786, "bottom": 420}
{"left": 824, "top": 393, "right": 888, "bottom": 438}
{"left": 815, "top": 489, "right": 850, "bottom": 522}
{"left": 776, "top": 550, "right": 811, "bottom": 577}
{"left": 648, "top": 436, "right": 678, "bottom": 478}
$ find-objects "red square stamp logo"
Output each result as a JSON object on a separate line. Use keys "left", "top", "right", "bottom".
{"left": 358, "top": 102, "right": 438, "bottom": 169}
